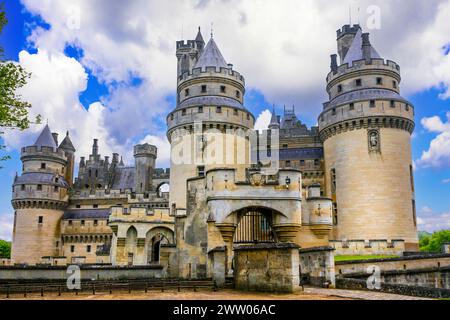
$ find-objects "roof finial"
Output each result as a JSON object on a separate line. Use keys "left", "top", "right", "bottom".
{"left": 349, "top": 4, "right": 352, "bottom": 25}
{"left": 210, "top": 22, "right": 214, "bottom": 39}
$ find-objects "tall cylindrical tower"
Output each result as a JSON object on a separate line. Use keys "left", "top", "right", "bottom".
{"left": 167, "top": 30, "right": 255, "bottom": 210}
{"left": 11, "top": 125, "right": 70, "bottom": 265}
{"left": 134, "top": 143, "right": 157, "bottom": 193}
{"left": 319, "top": 25, "right": 418, "bottom": 250}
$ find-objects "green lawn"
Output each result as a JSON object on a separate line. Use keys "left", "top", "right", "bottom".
{"left": 334, "top": 255, "right": 399, "bottom": 262}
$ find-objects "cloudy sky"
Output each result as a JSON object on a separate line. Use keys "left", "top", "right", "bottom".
{"left": 1, "top": 0, "right": 450, "bottom": 240}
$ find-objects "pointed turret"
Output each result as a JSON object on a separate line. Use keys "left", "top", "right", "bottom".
{"left": 59, "top": 131, "right": 76, "bottom": 152}
{"left": 194, "top": 38, "right": 228, "bottom": 70}
{"left": 195, "top": 26, "right": 205, "bottom": 48}
{"left": 119, "top": 156, "right": 125, "bottom": 167}
{"left": 33, "top": 125, "right": 57, "bottom": 149}
{"left": 342, "top": 28, "right": 380, "bottom": 66}
{"left": 269, "top": 108, "right": 280, "bottom": 130}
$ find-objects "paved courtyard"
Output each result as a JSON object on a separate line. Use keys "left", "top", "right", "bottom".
{"left": 1, "top": 287, "right": 431, "bottom": 300}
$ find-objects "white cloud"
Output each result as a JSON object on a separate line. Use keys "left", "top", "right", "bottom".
{"left": 417, "top": 112, "right": 450, "bottom": 168}
{"left": 443, "top": 179, "right": 450, "bottom": 184}
{"left": 3, "top": 0, "right": 450, "bottom": 168}
{"left": 417, "top": 206, "right": 450, "bottom": 232}
{"left": 0, "top": 214, "right": 13, "bottom": 241}
{"left": 254, "top": 109, "right": 272, "bottom": 132}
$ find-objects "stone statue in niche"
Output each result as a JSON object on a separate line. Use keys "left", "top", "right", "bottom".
{"left": 368, "top": 129, "right": 381, "bottom": 152}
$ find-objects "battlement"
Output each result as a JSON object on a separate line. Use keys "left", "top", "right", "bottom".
{"left": 134, "top": 144, "right": 157, "bottom": 158}
{"left": 327, "top": 58, "right": 401, "bottom": 83}
{"left": 336, "top": 24, "right": 361, "bottom": 39}
{"left": 21, "top": 146, "right": 67, "bottom": 164}
{"left": 176, "top": 40, "right": 197, "bottom": 50}
{"left": 178, "top": 66, "right": 245, "bottom": 85}
{"left": 330, "top": 239, "right": 406, "bottom": 256}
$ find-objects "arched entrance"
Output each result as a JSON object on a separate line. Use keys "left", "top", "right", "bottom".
{"left": 145, "top": 227, "right": 174, "bottom": 264}
{"left": 233, "top": 207, "right": 277, "bottom": 244}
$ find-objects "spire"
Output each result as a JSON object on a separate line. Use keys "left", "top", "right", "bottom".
{"left": 33, "top": 124, "right": 57, "bottom": 149}
{"left": 195, "top": 26, "right": 205, "bottom": 44}
{"left": 59, "top": 131, "right": 76, "bottom": 152}
{"left": 269, "top": 107, "right": 280, "bottom": 130}
{"left": 92, "top": 139, "right": 99, "bottom": 156}
{"left": 119, "top": 156, "right": 125, "bottom": 167}
{"left": 193, "top": 38, "right": 228, "bottom": 70}
{"left": 342, "top": 28, "right": 381, "bottom": 66}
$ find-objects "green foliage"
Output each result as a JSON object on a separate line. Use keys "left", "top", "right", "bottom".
{"left": 419, "top": 230, "right": 450, "bottom": 253}
{"left": 334, "top": 255, "right": 399, "bottom": 262}
{"left": 0, "top": 2, "right": 38, "bottom": 168}
{"left": 0, "top": 239, "right": 11, "bottom": 259}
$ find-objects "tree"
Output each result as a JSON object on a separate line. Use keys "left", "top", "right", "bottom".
{"left": 0, "top": 239, "right": 11, "bottom": 258}
{"left": 0, "top": 2, "right": 39, "bottom": 168}
{"left": 419, "top": 230, "right": 450, "bottom": 253}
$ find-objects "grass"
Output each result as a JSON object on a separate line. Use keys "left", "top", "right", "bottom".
{"left": 334, "top": 255, "right": 399, "bottom": 262}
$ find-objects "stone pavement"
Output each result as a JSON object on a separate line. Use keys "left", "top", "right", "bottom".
{"left": 303, "top": 287, "right": 432, "bottom": 300}
{"left": 1, "top": 287, "right": 432, "bottom": 300}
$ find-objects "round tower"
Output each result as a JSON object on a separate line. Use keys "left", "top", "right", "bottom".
{"left": 319, "top": 26, "right": 418, "bottom": 250}
{"left": 167, "top": 30, "right": 255, "bottom": 209}
{"left": 11, "top": 125, "right": 70, "bottom": 265}
{"left": 134, "top": 143, "right": 157, "bottom": 193}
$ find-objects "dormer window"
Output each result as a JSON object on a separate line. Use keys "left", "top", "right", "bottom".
{"left": 201, "top": 85, "right": 207, "bottom": 93}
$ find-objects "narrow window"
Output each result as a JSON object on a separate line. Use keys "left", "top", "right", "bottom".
{"left": 68, "top": 220, "right": 73, "bottom": 226}
{"left": 170, "top": 114, "right": 174, "bottom": 121}
{"left": 390, "top": 100, "right": 395, "bottom": 108}
{"left": 233, "top": 109, "right": 238, "bottom": 116}
{"left": 87, "top": 245, "right": 91, "bottom": 253}
{"left": 71, "top": 245, "right": 75, "bottom": 253}
{"left": 220, "top": 85, "right": 226, "bottom": 93}
{"left": 21, "top": 185, "right": 25, "bottom": 191}
{"left": 38, "top": 216, "right": 43, "bottom": 224}
{"left": 41, "top": 163, "right": 46, "bottom": 170}
{"left": 76, "top": 204, "right": 81, "bottom": 208}
{"left": 331, "top": 168, "right": 337, "bottom": 194}
{"left": 54, "top": 186, "right": 59, "bottom": 192}
{"left": 376, "top": 77, "right": 383, "bottom": 85}
{"left": 94, "top": 220, "right": 98, "bottom": 226}
{"left": 81, "top": 220, "right": 85, "bottom": 226}
{"left": 333, "top": 203, "right": 338, "bottom": 225}
{"left": 410, "top": 165, "right": 415, "bottom": 192}
{"left": 185, "top": 88, "right": 190, "bottom": 96}
{"left": 412, "top": 200, "right": 417, "bottom": 226}
{"left": 182, "top": 109, "right": 187, "bottom": 116}
{"left": 197, "top": 166, "right": 205, "bottom": 177}
{"left": 198, "top": 106, "right": 203, "bottom": 113}
{"left": 393, "top": 80, "right": 397, "bottom": 89}
{"left": 93, "top": 204, "right": 99, "bottom": 208}
{"left": 300, "top": 160, "right": 305, "bottom": 166}
{"left": 285, "top": 160, "right": 291, "bottom": 168}
{"left": 201, "top": 85, "right": 207, "bottom": 93}
{"left": 405, "top": 104, "right": 410, "bottom": 111}
{"left": 37, "top": 185, "right": 42, "bottom": 191}
{"left": 349, "top": 103, "right": 355, "bottom": 110}
{"left": 337, "top": 84, "right": 342, "bottom": 93}
{"left": 332, "top": 108, "right": 336, "bottom": 115}
{"left": 314, "top": 159, "right": 320, "bottom": 166}
{"left": 236, "top": 90, "right": 241, "bottom": 98}
{"left": 355, "top": 79, "right": 362, "bottom": 86}
{"left": 370, "top": 100, "right": 376, "bottom": 108}
{"left": 216, "top": 106, "right": 222, "bottom": 113}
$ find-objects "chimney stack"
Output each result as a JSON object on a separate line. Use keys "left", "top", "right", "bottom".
{"left": 362, "top": 33, "right": 372, "bottom": 63}
{"left": 330, "top": 54, "right": 338, "bottom": 74}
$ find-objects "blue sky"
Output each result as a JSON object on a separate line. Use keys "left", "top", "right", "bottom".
{"left": 0, "top": 0, "right": 449, "bottom": 239}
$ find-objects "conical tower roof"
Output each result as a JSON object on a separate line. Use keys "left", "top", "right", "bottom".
{"left": 59, "top": 131, "right": 76, "bottom": 152}
{"left": 194, "top": 38, "right": 228, "bottom": 70}
{"left": 195, "top": 27, "right": 205, "bottom": 44}
{"left": 343, "top": 29, "right": 381, "bottom": 65}
{"left": 269, "top": 108, "right": 280, "bottom": 129}
{"left": 33, "top": 124, "right": 57, "bottom": 149}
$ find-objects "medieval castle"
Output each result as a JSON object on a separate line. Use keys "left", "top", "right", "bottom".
{"left": 9, "top": 25, "right": 418, "bottom": 281}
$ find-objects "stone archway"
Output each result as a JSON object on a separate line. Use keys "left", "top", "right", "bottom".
{"left": 145, "top": 227, "right": 174, "bottom": 264}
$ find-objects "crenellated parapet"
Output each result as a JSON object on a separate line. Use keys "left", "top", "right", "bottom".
{"left": 178, "top": 67, "right": 245, "bottom": 86}
{"left": 21, "top": 146, "right": 68, "bottom": 165}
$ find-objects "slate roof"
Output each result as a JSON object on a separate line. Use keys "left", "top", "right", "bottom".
{"left": 178, "top": 95, "right": 245, "bottom": 110}
{"left": 14, "top": 172, "right": 69, "bottom": 188}
{"left": 59, "top": 132, "right": 76, "bottom": 152}
{"left": 33, "top": 125, "right": 57, "bottom": 149}
{"left": 343, "top": 29, "right": 381, "bottom": 66}
{"left": 62, "top": 209, "right": 110, "bottom": 220}
{"left": 194, "top": 38, "right": 228, "bottom": 70}
{"left": 327, "top": 89, "right": 409, "bottom": 109}
{"left": 111, "top": 167, "right": 135, "bottom": 190}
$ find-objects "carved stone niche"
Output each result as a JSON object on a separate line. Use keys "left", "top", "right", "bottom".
{"left": 368, "top": 129, "right": 381, "bottom": 153}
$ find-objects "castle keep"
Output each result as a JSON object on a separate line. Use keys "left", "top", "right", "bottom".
{"left": 9, "top": 25, "right": 418, "bottom": 285}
